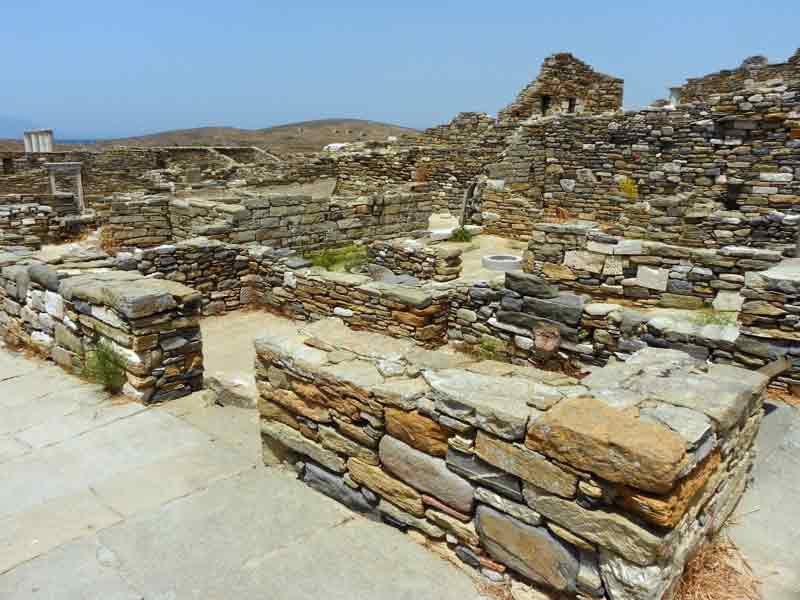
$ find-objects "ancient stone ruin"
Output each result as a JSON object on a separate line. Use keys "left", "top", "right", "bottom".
{"left": 1, "top": 47, "right": 799, "bottom": 600}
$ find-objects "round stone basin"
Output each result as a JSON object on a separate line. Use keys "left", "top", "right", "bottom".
{"left": 482, "top": 254, "right": 523, "bottom": 272}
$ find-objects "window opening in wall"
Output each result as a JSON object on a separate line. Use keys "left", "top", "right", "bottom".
{"left": 540, "top": 95, "right": 552, "bottom": 116}
{"left": 724, "top": 182, "right": 743, "bottom": 210}
{"left": 567, "top": 97, "right": 577, "bottom": 113}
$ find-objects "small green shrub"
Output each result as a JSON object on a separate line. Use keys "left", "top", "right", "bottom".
{"left": 618, "top": 176, "right": 639, "bottom": 200}
{"left": 83, "top": 340, "right": 127, "bottom": 393}
{"left": 306, "top": 244, "right": 368, "bottom": 272}
{"left": 449, "top": 227, "right": 473, "bottom": 243}
{"left": 478, "top": 336, "right": 507, "bottom": 360}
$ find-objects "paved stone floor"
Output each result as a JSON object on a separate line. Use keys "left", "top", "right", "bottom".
{"left": 0, "top": 343, "right": 484, "bottom": 599}
{"left": 2, "top": 314, "right": 799, "bottom": 599}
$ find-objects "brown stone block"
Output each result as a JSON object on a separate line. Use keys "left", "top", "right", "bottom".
{"left": 385, "top": 408, "right": 451, "bottom": 457}
{"left": 391, "top": 311, "right": 428, "bottom": 328}
{"left": 525, "top": 396, "right": 686, "bottom": 494}
{"left": 347, "top": 458, "right": 425, "bottom": 516}
{"left": 615, "top": 450, "right": 721, "bottom": 528}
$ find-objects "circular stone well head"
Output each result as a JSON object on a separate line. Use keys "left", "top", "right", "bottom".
{"left": 482, "top": 254, "right": 523, "bottom": 272}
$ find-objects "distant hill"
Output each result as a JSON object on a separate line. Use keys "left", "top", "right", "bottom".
{"left": 0, "top": 119, "right": 419, "bottom": 154}
{"left": 101, "top": 119, "right": 418, "bottom": 153}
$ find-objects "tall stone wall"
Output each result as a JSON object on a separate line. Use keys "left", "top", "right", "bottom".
{"left": 676, "top": 49, "right": 800, "bottom": 104}
{"left": 498, "top": 53, "right": 623, "bottom": 125}
{"left": 257, "top": 318, "right": 766, "bottom": 600}
{"left": 482, "top": 79, "right": 800, "bottom": 246}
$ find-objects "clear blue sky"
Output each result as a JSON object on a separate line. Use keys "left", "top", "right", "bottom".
{"left": 1, "top": 0, "right": 797, "bottom": 138}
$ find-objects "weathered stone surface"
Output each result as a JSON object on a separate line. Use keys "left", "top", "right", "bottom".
{"left": 261, "top": 420, "right": 346, "bottom": 473}
{"left": 302, "top": 463, "right": 378, "bottom": 517}
{"left": 385, "top": 408, "right": 451, "bottom": 457}
{"left": 635, "top": 266, "right": 668, "bottom": 291}
{"left": 424, "top": 368, "right": 540, "bottom": 440}
{"left": 564, "top": 251, "right": 604, "bottom": 274}
{"left": 505, "top": 272, "right": 559, "bottom": 299}
{"left": 371, "top": 378, "right": 429, "bottom": 410}
{"left": 262, "top": 383, "right": 332, "bottom": 423}
{"left": 523, "top": 487, "right": 668, "bottom": 566}
{"left": 475, "top": 487, "right": 542, "bottom": 526}
{"left": 475, "top": 432, "right": 577, "bottom": 498}
{"left": 615, "top": 451, "right": 720, "bottom": 528}
{"left": 523, "top": 293, "right": 585, "bottom": 327}
{"left": 425, "top": 509, "right": 480, "bottom": 546}
{"left": 379, "top": 436, "right": 474, "bottom": 514}
{"left": 378, "top": 500, "right": 445, "bottom": 538}
{"left": 318, "top": 425, "right": 379, "bottom": 465}
{"left": 638, "top": 403, "right": 712, "bottom": 449}
{"left": 475, "top": 505, "right": 579, "bottom": 592}
{"left": 446, "top": 448, "right": 524, "bottom": 502}
{"left": 525, "top": 396, "right": 686, "bottom": 494}
{"left": 347, "top": 457, "right": 425, "bottom": 516}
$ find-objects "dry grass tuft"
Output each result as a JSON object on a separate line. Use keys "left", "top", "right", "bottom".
{"left": 675, "top": 538, "right": 760, "bottom": 600}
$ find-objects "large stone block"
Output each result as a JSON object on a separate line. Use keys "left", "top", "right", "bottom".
{"left": 379, "top": 436, "right": 474, "bottom": 514}
{"left": 475, "top": 432, "right": 577, "bottom": 498}
{"left": 475, "top": 505, "right": 579, "bottom": 592}
{"left": 446, "top": 448, "right": 524, "bottom": 502}
{"left": 526, "top": 396, "right": 686, "bottom": 494}
{"left": 385, "top": 408, "right": 452, "bottom": 457}
{"left": 505, "top": 272, "right": 559, "bottom": 298}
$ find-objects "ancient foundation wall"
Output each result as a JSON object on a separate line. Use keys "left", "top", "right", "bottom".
{"left": 101, "top": 196, "right": 173, "bottom": 250}
{"left": 257, "top": 319, "right": 766, "bottom": 600}
{"left": 0, "top": 250, "right": 203, "bottom": 403}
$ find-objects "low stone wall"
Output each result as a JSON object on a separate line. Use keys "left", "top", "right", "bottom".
{"left": 101, "top": 195, "right": 173, "bottom": 250}
{"left": 102, "top": 185, "right": 433, "bottom": 252}
{"left": 0, "top": 249, "right": 203, "bottom": 403}
{"left": 524, "top": 221, "right": 782, "bottom": 309}
{"left": 121, "top": 238, "right": 250, "bottom": 316}
{"left": 257, "top": 318, "right": 766, "bottom": 600}
{"left": 245, "top": 247, "right": 450, "bottom": 346}
{"left": 740, "top": 259, "right": 800, "bottom": 343}
{"left": 448, "top": 270, "right": 800, "bottom": 387}
{"left": 0, "top": 193, "right": 79, "bottom": 216}
{"left": 367, "top": 239, "right": 463, "bottom": 282}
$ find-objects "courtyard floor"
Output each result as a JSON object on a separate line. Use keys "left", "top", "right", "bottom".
{"left": 1, "top": 310, "right": 798, "bottom": 599}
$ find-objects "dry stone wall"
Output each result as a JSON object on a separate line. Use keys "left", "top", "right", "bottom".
{"left": 676, "top": 49, "right": 800, "bottom": 104}
{"left": 0, "top": 248, "right": 203, "bottom": 403}
{"left": 483, "top": 80, "right": 800, "bottom": 246}
{"left": 523, "top": 221, "right": 783, "bottom": 309}
{"left": 367, "top": 239, "right": 463, "bottom": 282}
{"left": 498, "top": 53, "right": 623, "bottom": 125}
{"left": 257, "top": 318, "right": 766, "bottom": 600}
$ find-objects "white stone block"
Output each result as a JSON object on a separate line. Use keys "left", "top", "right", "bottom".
{"left": 44, "top": 291, "right": 64, "bottom": 319}
{"left": 713, "top": 291, "right": 744, "bottom": 312}
{"left": 635, "top": 266, "right": 669, "bottom": 291}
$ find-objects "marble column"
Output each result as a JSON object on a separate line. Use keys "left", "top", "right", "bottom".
{"left": 23, "top": 132, "right": 33, "bottom": 153}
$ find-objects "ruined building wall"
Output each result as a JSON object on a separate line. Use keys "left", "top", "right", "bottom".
{"left": 498, "top": 53, "right": 623, "bottom": 126}
{"left": 676, "top": 49, "right": 800, "bottom": 104}
{"left": 482, "top": 78, "right": 800, "bottom": 246}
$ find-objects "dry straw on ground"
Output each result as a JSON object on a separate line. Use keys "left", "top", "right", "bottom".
{"left": 674, "top": 537, "right": 760, "bottom": 600}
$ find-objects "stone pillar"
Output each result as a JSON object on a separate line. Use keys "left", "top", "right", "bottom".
{"left": 49, "top": 172, "right": 58, "bottom": 195}
{"left": 74, "top": 170, "right": 85, "bottom": 212}
{"left": 40, "top": 130, "right": 54, "bottom": 152}
{"left": 23, "top": 132, "right": 33, "bottom": 153}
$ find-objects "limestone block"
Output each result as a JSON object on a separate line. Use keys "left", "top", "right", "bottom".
{"left": 564, "top": 251, "right": 604, "bottom": 274}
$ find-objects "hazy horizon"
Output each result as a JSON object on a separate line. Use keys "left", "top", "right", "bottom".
{"left": 2, "top": 0, "right": 798, "bottom": 139}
